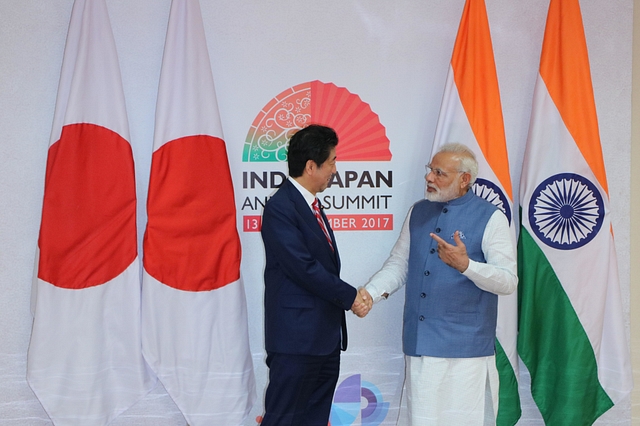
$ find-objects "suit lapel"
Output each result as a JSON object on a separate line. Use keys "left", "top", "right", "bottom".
{"left": 284, "top": 180, "right": 339, "bottom": 265}
{"left": 318, "top": 203, "right": 340, "bottom": 268}
{"left": 284, "top": 181, "right": 324, "bottom": 240}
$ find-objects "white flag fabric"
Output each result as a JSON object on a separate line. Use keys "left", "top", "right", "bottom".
{"left": 430, "top": 0, "right": 520, "bottom": 424}
{"left": 141, "top": 0, "right": 256, "bottom": 424}
{"left": 517, "top": 0, "right": 632, "bottom": 424}
{"left": 27, "top": 0, "right": 155, "bottom": 424}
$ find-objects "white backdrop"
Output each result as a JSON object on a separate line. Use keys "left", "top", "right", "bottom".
{"left": 0, "top": 0, "right": 632, "bottom": 425}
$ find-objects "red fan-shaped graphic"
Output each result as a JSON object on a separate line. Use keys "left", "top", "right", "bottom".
{"left": 310, "top": 81, "right": 391, "bottom": 161}
{"left": 244, "top": 80, "right": 391, "bottom": 162}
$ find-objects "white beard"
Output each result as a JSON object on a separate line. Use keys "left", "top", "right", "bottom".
{"left": 424, "top": 181, "right": 460, "bottom": 203}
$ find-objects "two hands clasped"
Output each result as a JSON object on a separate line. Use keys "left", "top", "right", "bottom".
{"left": 351, "top": 287, "right": 373, "bottom": 318}
{"left": 351, "top": 230, "right": 469, "bottom": 318}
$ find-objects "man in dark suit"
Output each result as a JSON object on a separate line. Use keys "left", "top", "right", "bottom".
{"left": 260, "top": 125, "right": 370, "bottom": 426}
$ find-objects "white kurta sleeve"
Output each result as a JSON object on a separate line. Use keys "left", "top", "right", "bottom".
{"left": 462, "top": 210, "right": 517, "bottom": 296}
{"left": 364, "top": 206, "right": 413, "bottom": 303}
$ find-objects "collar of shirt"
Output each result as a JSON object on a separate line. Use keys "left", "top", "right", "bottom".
{"left": 288, "top": 176, "right": 316, "bottom": 213}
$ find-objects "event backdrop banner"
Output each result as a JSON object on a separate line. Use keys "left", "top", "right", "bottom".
{"left": 3, "top": 0, "right": 631, "bottom": 425}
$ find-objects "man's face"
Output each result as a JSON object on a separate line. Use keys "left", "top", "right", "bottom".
{"left": 424, "top": 152, "right": 468, "bottom": 202}
{"left": 311, "top": 147, "right": 337, "bottom": 194}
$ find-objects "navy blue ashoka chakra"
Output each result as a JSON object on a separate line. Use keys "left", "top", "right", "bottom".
{"left": 528, "top": 173, "right": 604, "bottom": 250}
{"left": 472, "top": 178, "right": 512, "bottom": 226}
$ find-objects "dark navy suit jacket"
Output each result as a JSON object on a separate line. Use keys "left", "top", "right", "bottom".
{"left": 261, "top": 178, "right": 357, "bottom": 356}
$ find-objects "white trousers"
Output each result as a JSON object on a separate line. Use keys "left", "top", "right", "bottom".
{"left": 405, "top": 355, "right": 499, "bottom": 426}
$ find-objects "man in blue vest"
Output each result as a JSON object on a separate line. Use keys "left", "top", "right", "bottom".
{"left": 361, "top": 143, "right": 517, "bottom": 425}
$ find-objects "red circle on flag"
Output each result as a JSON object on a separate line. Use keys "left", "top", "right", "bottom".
{"left": 38, "top": 123, "right": 138, "bottom": 289}
{"left": 143, "top": 135, "right": 241, "bottom": 292}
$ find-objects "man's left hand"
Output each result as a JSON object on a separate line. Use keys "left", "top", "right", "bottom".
{"left": 430, "top": 231, "right": 469, "bottom": 273}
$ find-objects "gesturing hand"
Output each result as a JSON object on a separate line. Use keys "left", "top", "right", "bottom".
{"left": 429, "top": 231, "right": 469, "bottom": 272}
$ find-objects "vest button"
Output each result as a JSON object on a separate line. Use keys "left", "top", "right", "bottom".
{"left": 443, "top": 208, "right": 448, "bottom": 213}
{"left": 420, "top": 292, "right": 426, "bottom": 298}
{"left": 424, "top": 270, "right": 430, "bottom": 276}
{"left": 419, "top": 315, "right": 425, "bottom": 321}
{"left": 430, "top": 248, "right": 435, "bottom": 254}
{"left": 435, "top": 227, "right": 441, "bottom": 233}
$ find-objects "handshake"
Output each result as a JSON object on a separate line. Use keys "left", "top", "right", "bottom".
{"left": 351, "top": 287, "right": 374, "bottom": 318}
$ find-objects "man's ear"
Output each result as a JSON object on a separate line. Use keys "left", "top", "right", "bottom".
{"left": 304, "top": 159, "right": 316, "bottom": 176}
{"left": 460, "top": 172, "right": 471, "bottom": 189}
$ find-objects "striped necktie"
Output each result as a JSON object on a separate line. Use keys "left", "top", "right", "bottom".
{"left": 312, "top": 198, "right": 334, "bottom": 251}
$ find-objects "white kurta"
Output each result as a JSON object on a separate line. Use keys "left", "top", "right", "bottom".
{"left": 364, "top": 204, "right": 517, "bottom": 426}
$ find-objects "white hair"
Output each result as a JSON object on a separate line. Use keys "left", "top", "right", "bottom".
{"left": 435, "top": 143, "right": 478, "bottom": 186}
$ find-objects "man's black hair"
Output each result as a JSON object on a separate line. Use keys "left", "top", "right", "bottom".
{"left": 287, "top": 125, "right": 338, "bottom": 178}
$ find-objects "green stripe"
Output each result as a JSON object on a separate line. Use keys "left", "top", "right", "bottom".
{"left": 496, "top": 339, "right": 521, "bottom": 426}
{"left": 517, "top": 225, "right": 613, "bottom": 425}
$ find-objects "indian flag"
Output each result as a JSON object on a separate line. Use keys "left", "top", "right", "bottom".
{"left": 517, "top": 0, "right": 632, "bottom": 424}
{"left": 430, "top": 0, "right": 520, "bottom": 424}
{"left": 141, "top": 0, "right": 255, "bottom": 424}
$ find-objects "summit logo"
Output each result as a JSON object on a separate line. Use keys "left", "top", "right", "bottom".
{"left": 243, "top": 80, "right": 391, "bottom": 163}
{"left": 241, "top": 80, "right": 394, "bottom": 233}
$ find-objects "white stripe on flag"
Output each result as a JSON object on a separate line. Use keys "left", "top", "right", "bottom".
{"left": 142, "top": 275, "right": 256, "bottom": 423}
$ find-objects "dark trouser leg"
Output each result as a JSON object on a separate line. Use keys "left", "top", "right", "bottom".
{"left": 261, "top": 346, "right": 340, "bottom": 426}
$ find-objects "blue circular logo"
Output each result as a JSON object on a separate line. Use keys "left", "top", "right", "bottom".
{"left": 528, "top": 173, "right": 604, "bottom": 250}
{"left": 472, "top": 178, "right": 512, "bottom": 225}
{"left": 330, "top": 374, "right": 389, "bottom": 425}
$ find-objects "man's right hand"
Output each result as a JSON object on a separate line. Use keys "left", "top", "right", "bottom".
{"left": 351, "top": 288, "right": 372, "bottom": 318}
{"left": 359, "top": 287, "right": 373, "bottom": 310}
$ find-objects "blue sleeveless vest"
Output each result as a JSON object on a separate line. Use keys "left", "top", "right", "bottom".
{"left": 404, "top": 190, "right": 498, "bottom": 358}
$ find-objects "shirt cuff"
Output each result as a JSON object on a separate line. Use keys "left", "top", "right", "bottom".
{"left": 462, "top": 259, "right": 482, "bottom": 281}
